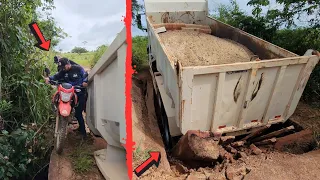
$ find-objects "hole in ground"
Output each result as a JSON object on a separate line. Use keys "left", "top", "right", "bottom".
{"left": 167, "top": 120, "right": 317, "bottom": 170}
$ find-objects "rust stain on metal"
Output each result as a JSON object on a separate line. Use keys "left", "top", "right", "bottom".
{"left": 181, "top": 100, "right": 185, "bottom": 118}
{"left": 251, "top": 73, "right": 264, "bottom": 101}
{"left": 252, "top": 69, "right": 257, "bottom": 76}
{"left": 233, "top": 76, "right": 242, "bottom": 103}
{"left": 161, "top": 12, "right": 170, "bottom": 23}
{"left": 179, "top": 11, "right": 195, "bottom": 20}
{"left": 148, "top": 15, "right": 155, "bottom": 23}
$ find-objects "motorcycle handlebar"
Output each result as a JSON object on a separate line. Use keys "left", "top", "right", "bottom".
{"left": 48, "top": 80, "right": 86, "bottom": 90}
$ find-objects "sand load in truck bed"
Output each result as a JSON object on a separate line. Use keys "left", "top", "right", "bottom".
{"left": 158, "top": 30, "right": 254, "bottom": 67}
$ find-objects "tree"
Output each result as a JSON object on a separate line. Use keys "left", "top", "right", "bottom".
{"left": 211, "top": 0, "right": 278, "bottom": 42}
{"left": 37, "top": 18, "right": 68, "bottom": 47}
{"left": 132, "top": 0, "right": 145, "bottom": 30}
{"left": 247, "top": 0, "right": 320, "bottom": 27}
{"left": 71, "top": 47, "right": 88, "bottom": 54}
{"left": 82, "top": 41, "right": 88, "bottom": 46}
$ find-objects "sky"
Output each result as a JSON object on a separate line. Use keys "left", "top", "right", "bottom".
{"left": 51, "top": 0, "right": 126, "bottom": 52}
{"left": 49, "top": 0, "right": 287, "bottom": 52}
{"left": 50, "top": 0, "right": 259, "bottom": 52}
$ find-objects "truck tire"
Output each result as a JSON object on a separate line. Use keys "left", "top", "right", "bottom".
{"left": 154, "top": 89, "right": 172, "bottom": 151}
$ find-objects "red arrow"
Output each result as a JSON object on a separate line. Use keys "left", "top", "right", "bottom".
{"left": 134, "top": 151, "right": 161, "bottom": 177}
{"left": 29, "top": 22, "right": 51, "bottom": 51}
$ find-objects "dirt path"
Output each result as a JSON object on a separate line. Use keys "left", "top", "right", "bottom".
{"left": 132, "top": 70, "right": 320, "bottom": 180}
{"left": 48, "top": 120, "right": 107, "bottom": 180}
{"left": 244, "top": 150, "right": 320, "bottom": 180}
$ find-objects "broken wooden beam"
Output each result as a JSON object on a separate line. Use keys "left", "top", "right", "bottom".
{"left": 274, "top": 129, "right": 314, "bottom": 152}
{"left": 225, "top": 145, "right": 238, "bottom": 154}
{"left": 219, "top": 136, "right": 235, "bottom": 146}
{"left": 251, "top": 125, "right": 295, "bottom": 142}
{"left": 231, "top": 141, "right": 245, "bottom": 148}
{"left": 254, "top": 138, "right": 277, "bottom": 146}
{"left": 250, "top": 144, "right": 262, "bottom": 155}
{"left": 240, "top": 125, "right": 271, "bottom": 141}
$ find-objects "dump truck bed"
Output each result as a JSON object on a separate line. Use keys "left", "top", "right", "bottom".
{"left": 158, "top": 29, "right": 254, "bottom": 66}
{"left": 146, "top": 12, "right": 319, "bottom": 136}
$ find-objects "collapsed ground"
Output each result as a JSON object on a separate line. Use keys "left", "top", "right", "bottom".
{"left": 132, "top": 70, "right": 320, "bottom": 180}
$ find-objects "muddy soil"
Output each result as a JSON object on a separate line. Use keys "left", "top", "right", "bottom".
{"left": 133, "top": 70, "right": 320, "bottom": 180}
{"left": 159, "top": 30, "right": 253, "bottom": 67}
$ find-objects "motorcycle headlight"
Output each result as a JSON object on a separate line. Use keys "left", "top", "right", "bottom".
{"left": 60, "top": 92, "right": 72, "bottom": 102}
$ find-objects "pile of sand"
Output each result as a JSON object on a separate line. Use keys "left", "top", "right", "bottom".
{"left": 159, "top": 30, "right": 254, "bottom": 67}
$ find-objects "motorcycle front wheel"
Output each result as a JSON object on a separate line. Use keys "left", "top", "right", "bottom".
{"left": 55, "top": 115, "right": 68, "bottom": 154}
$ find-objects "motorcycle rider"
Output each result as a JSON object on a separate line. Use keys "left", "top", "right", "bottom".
{"left": 45, "top": 58, "right": 88, "bottom": 139}
{"left": 54, "top": 56, "right": 79, "bottom": 72}
{"left": 54, "top": 56, "right": 88, "bottom": 113}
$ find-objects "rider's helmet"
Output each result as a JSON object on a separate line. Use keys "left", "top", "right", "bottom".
{"left": 58, "top": 58, "right": 71, "bottom": 71}
{"left": 54, "top": 56, "right": 61, "bottom": 64}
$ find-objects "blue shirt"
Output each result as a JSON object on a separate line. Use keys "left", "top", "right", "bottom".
{"left": 49, "top": 65, "right": 87, "bottom": 86}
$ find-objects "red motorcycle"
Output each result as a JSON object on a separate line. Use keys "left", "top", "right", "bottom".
{"left": 49, "top": 80, "right": 86, "bottom": 154}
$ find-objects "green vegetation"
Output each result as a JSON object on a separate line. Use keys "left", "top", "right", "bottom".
{"left": 132, "top": 36, "right": 148, "bottom": 72}
{"left": 69, "top": 142, "right": 94, "bottom": 173}
{"left": 44, "top": 45, "right": 109, "bottom": 70}
{"left": 63, "top": 52, "right": 94, "bottom": 68}
{"left": 133, "top": 139, "right": 155, "bottom": 162}
{"left": 90, "top": 45, "right": 108, "bottom": 68}
{"left": 0, "top": 1, "right": 66, "bottom": 179}
{"left": 132, "top": 0, "right": 145, "bottom": 30}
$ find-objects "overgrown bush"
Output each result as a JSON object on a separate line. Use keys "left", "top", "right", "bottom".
{"left": 90, "top": 45, "right": 108, "bottom": 68}
{"left": 132, "top": 36, "right": 148, "bottom": 72}
{"left": 271, "top": 28, "right": 320, "bottom": 107}
{"left": 0, "top": 129, "right": 35, "bottom": 180}
{"left": 0, "top": 1, "right": 65, "bottom": 179}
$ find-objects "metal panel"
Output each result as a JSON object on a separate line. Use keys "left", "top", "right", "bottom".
{"left": 179, "top": 57, "right": 319, "bottom": 134}
{"left": 144, "top": 0, "right": 207, "bottom": 24}
{"left": 144, "top": 0, "right": 208, "bottom": 13}
{"left": 155, "top": 75, "right": 181, "bottom": 136}
{"left": 147, "top": 19, "right": 181, "bottom": 130}
{"left": 86, "top": 27, "right": 126, "bottom": 149}
{"left": 191, "top": 73, "right": 218, "bottom": 131}
{"left": 286, "top": 56, "right": 319, "bottom": 119}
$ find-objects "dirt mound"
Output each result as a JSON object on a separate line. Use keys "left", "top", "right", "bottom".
{"left": 159, "top": 30, "right": 253, "bottom": 66}
{"left": 132, "top": 70, "right": 174, "bottom": 179}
